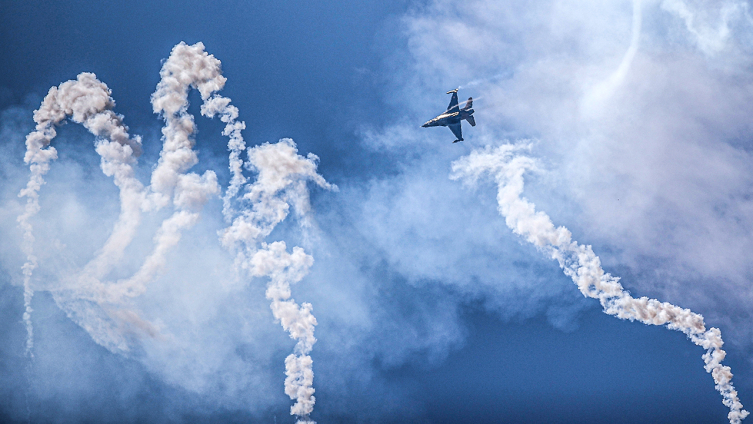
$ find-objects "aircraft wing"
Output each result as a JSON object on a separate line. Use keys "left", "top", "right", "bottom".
{"left": 448, "top": 122, "right": 463, "bottom": 141}
{"left": 446, "top": 91, "right": 459, "bottom": 113}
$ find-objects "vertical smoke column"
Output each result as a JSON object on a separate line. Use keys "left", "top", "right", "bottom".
{"left": 182, "top": 41, "right": 330, "bottom": 419}
{"left": 200, "top": 92, "right": 246, "bottom": 221}
{"left": 220, "top": 140, "right": 334, "bottom": 423}
{"left": 450, "top": 143, "right": 749, "bottom": 424}
{"left": 192, "top": 37, "right": 330, "bottom": 419}
{"left": 17, "top": 73, "right": 143, "bottom": 356}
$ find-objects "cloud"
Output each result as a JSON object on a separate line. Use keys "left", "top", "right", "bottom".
{"left": 322, "top": 0, "right": 753, "bottom": 419}
{"left": 380, "top": 0, "right": 753, "bottom": 348}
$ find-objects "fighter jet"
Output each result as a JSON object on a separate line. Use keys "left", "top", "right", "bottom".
{"left": 421, "top": 89, "right": 475, "bottom": 143}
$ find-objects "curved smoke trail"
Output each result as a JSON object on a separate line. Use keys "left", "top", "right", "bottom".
{"left": 45, "top": 42, "right": 226, "bottom": 352}
{"left": 160, "top": 42, "right": 336, "bottom": 422}
{"left": 219, "top": 139, "right": 335, "bottom": 423}
{"left": 450, "top": 143, "right": 749, "bottom": 424}
{"left": 95, "top": 41, "right": 224, "bottom": 305}
{"left": 18, "top": 42, "right": 330, "bottom": 421}
{"left": 17, "top": 72, "right": 144, "bottom": 356}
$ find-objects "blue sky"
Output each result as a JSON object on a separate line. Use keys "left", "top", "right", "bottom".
{"left": 1, "top": 1, "right": 752, "bottom": 423}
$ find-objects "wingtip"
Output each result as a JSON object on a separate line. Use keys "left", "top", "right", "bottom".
{"left": 447, "top": 88, "right": 459, "bottom": 94}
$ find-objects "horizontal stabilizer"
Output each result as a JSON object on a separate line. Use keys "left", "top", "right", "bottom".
{"left": 462, "top": 97, "right": 473, "bottom": 110}
{"left": 466, "top": 115, "right": 476, "bottom": 127}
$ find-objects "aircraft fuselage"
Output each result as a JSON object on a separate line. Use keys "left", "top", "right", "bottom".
{"left": 422, "top": 109, "right": 475, "bottom": 128}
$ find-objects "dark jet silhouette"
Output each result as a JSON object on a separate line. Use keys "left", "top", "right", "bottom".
{"left": 422, "top": 89, "right": 475, "bottom": 143}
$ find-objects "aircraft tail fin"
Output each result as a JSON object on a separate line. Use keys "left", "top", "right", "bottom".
{"left": 462, "top": 97, "right": 473, "bottom": 110}
{"left": 466, "top": 115, "right": 476, "bottom": 127}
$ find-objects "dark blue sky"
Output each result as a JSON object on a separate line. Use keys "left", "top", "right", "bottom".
{"left": 0, "top": 0, "right": 406, "bottom": 181}
{"left": 1, "top": 1, "right": 751, "bottom": 423}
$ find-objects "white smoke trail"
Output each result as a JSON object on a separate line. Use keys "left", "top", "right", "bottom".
{"left": 220, "top": 139, "right": 334, "bottom": 423}
{"left": 458, "top": 74, "right": 506, "bottom": 90}
{"left": 17, "top": 72, "right": 143, "bottom": 356}
{"left": 46, "top": 43, "right": 226, "bottom": 352}
{"left": 201, "top": 94, "right": 246, "bottom": 222}
{"left": 450, "top": 143, "right": 749, "bottom": 424}
{"left": 19, "top": 42, "right": 240, "bottom": 351}
{"left": 18, "top": 40, "right": 333, "bottom": 420}
{"left": 98, "top": 41, "right": 225, "bottom": 303}
{"left": 152, "top": 44, "right": 334, "bottom": 419}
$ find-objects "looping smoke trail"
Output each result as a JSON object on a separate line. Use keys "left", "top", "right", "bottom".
{"left": 201, "top": 93, "right": 246, "bottom": 221}
{"left": 18, "top": 41, "right": 333, "bottom": 421}
{"left": 100, "top": 41, "right": 224, "bottom": 303}
{"left": 450, "top": 143, "right": 749, "bottom": 424}
{"left": 220, "top": 139, "right": 335, "bottom": 423}
{"left": 21, "top": 42, "right": 239, "bottom": 353}
{"left": 42, "top": 43, "right": 225, "bottom": 353}
{"left": 17, "top": 72, "right": 143, "bottom": 357}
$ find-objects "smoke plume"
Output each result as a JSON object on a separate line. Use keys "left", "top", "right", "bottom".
{"left": 450, "top": 143, "right": 749, "bottom": 424}
{"left": 41, "top": 42, "right": 227, "bottom": 352}
{"left": 16, "top": 41, "right": 331, "bottom": 422}
{"left": 219, "top": 139, "right": 335, "bottom": 423}
{"left": 17, "top": 72, "right": 144, "bottom": 355}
